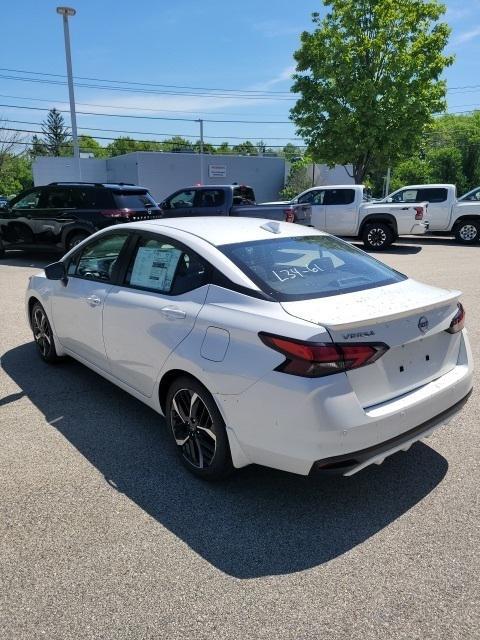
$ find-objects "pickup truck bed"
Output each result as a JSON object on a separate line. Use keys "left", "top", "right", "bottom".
{"left": 158, "top": 185, "right": 311, "bottom": 226}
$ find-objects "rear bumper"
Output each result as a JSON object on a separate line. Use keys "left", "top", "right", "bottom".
{"left": 218, "top": 331, "right": 473, "bottom": 476}
{"left": 310, "top": 388, "right": 472, "bottom": 476}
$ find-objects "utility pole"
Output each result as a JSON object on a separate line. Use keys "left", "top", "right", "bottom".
{"left": 56, "top": 6, "right": 80, "bottom": 170}
{"left": 197, "top": 119, "right": 204, "bottom": 184}
{"left": 385, "top": 166, "right": 391, "bottom": 197}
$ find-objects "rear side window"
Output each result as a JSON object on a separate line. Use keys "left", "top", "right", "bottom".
{"left": 220, "top": 235, "right": 406, "bottom": 301}
{"left": 125, "top": 236, "right": 208, "bottom": 295}
{"left": 113, "top": 190, "right": 157, "bottom": 209}
{"left": 71, "top": 187, "right": 114, "bottom": 209}
{"left": 324, "top": 189, "right": 355, "bottom": 205}
{"left": 44, "top": 188, "right": 74, "bottom": 209}
{"left": 233, "top": 186, "right": 255, "bottom": 204}
{"left": 197, "top": 189, "right": 225, "bottom": 207}
{"left": 417, "top": 188, "right": 448, "bottom": 203}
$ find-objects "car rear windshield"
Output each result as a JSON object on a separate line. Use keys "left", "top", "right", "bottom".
{"left": 219, "top": 235, "right": 406, "bottom": 301}
{"left": 113, "top": 190, "right": 157, "bottom": 209}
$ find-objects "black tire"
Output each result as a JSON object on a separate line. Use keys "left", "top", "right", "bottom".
{"left": 454, "top": 220, "right": 480, "bottom": 244}
{"left": 0, "top": 239, "right": 5, "bottom": 259}
{"left": 362, "top": 222, "right": 394, "bottom": 251}
{"left": 166, "top": 376, "right": 233, "bottom": 480}
{"left": 30, "top": 301, "right": 61, "bottom": 363}
{"left": 66, "top": 231, "right": 89, "bottom": 251}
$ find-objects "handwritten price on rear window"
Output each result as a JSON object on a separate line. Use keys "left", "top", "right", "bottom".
{"left": 272, "top": 263, "right": 323, "bottom": 282}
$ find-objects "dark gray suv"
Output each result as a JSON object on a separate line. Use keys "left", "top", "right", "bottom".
{"left": 0, "top": 182, "right": 161, "bottom": 257}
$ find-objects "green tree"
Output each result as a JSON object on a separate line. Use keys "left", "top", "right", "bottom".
{"left": 282, "top": 143, "right": 302, "bottom": 162}
{"left": 217, "top": 142, "right": 232, "bottom": 154}
{"left": 280, "top": 156, "right": 314, "bottom": 200}
{"left": 78, "top": 135, "right": 107, "bottom": 158}
{"left": 232, "top": 141, "right": 257, "bottom": 156}
{"left": 0, "top": 154, "right": 33, "bottom": 195}
{"left": 291, "top": 0, "right": 453, "bottom": 183}
{"left": 427, "top": 146, "right": 465, "bottom": 190}
{"left": 40, "top": 108, "right": 72, "bottom": 156}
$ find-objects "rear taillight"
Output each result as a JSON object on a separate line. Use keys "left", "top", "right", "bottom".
{"left": 259, "top": 333, "right": 389, "bottom": 378}
{"left": 284, "top": 207, "right": 295, "bottom": 223}
{"left": 447, "top": 302, "right": 465, "bottom": 334}
{"left": 414, "top": 206, "right": 424, "bottom": 220}
{"left": 99, "top": 209, "right": 127, "bottom": 218}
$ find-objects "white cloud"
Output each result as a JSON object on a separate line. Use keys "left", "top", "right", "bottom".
{"left": 253, "top": 20, "right": 301, "bottom": 38}
{"left": 453, "top": 26, "right": 480, "bottom": 45}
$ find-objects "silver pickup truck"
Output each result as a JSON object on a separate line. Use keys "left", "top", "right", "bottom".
{"left": 158, "top": 184, "right": 311, "bottom": 225}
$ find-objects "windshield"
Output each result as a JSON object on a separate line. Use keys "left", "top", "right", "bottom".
{"left": 220, "top": 235, "right": 406, "bottom": 301}
{"left": 113, "top": 190, "right": 157, "bottom": 209}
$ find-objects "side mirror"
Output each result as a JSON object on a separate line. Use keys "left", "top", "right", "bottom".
{"left": 45, "top": 261, "right": 67, "bottom": 281}
{"left": 386, "top": 197, "right": 393, "bottom": 203}
{"left": 159, "top": 200, "right": 169, "bottom": 209}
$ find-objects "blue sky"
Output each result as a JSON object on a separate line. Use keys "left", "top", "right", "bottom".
{"left": 1, "top": 0, "right": 480, "bottom": 150}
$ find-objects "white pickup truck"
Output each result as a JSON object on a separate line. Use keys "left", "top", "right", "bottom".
{"left": 380, "top": 183, "right": 480, "bottom": 244}
{"left": 262, "top": 184, "right": 427, "bottom": 250}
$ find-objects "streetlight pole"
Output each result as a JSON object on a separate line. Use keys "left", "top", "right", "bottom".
{"left": 197, "top": 119, "right": 204, "bottom": 184}
{"left": 56, "top": 6, "right": 80, "bottom": 165}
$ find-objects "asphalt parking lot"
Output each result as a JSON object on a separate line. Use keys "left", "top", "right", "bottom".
{"left": 1, "top": 237, "right": 479, "bottom": 640}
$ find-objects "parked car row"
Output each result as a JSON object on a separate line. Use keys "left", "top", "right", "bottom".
{"left": 0, "top": 182, "right": 310, "bottom": 258}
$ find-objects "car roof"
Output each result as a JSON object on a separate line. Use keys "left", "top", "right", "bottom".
{"left": 119, "top": 216, "right": 327, "bottom": 247}
{"left": 46, "top": 182, "right": 149, "bottom": 191}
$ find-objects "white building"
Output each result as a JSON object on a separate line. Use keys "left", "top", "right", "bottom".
{"left": 33, "top": 152, "right": 353, "bottom": 203}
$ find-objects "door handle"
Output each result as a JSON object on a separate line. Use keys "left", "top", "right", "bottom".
{"left": 160, "top": 306, "right": 186, "bottom": 320}
{"left": 86, "top": 295, "right": 101, "bottom": 307}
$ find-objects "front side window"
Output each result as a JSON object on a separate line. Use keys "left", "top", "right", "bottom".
{"left": 391, "top": 189, "right": 418, "bottom": 203}
{"left": 125, "top": 236, "right": 207, "bottom": 295}
{"left": 460, "top": 187, "right": 480, "bottom": 202}
{"left": 70, "top": 233, "right": 129, "bottom": 282}
{"left": 168, "top": 190, "right": 196, "bottom": 209}
{"left": 220, "top": 235, "right": 406, "bottom": 301}
{"left": 12, "top": 189, "right": 43, "bottom": 210}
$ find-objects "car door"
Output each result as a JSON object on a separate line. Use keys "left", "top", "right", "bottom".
{"left": 102, "top": 233, "right": 210, "bottom": 397}
{"left": 29, "top": 187, "right": 77, "bottom": 246}
{"left": 324, "top": 188, "right": 357, "bottom": 235}
{"left": 297, "top": 189, "right": 326, "bottom": 229}
{"left": 2, "top": 188, "right": 45, "bottom": 246}
{"left": 50, "top": 231, "right": 131, "bottom": 370}
{"left": 417, "top": 187, "right": 450, "bottom": 231}
{"left": 191, "top": 188, "right": 225, "bottom": 215}
{"left": 160, "top": 189, "right": 197, "bottom": 218}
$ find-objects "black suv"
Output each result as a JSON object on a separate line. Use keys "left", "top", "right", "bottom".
{"left": 0, "top": 182, "right": 161, "bottom": 257}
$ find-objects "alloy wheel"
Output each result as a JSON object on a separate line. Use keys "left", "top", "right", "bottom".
{"left": 459, "top": 224, "right": 478, "bottom": 242}
{"left": 32, "top": 306, "right": 52, "bottom": 357}
{"left": 170, "top": 388, "right": 217, "bottom": 469}
{"left": 367, "top": 227, "right": 387, "bottom": 247}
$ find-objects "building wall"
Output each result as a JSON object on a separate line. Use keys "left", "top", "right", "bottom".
{"left": 33, "top": 153, "right": 353, "bottom": 201}
{"left": 33, "top": 157, "right": 108, "bottom": 185}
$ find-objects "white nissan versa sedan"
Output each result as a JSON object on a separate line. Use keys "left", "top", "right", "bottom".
{"left": 26, "top": 218, "right": 473, "bottom": 479}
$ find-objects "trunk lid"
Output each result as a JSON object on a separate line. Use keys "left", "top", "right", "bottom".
{"left": 281, "top": 279, "right": 462, "bottom": 406}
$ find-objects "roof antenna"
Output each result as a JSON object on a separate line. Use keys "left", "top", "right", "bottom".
{"left": 260, "top": 221, "right": 282, "bottom": 234}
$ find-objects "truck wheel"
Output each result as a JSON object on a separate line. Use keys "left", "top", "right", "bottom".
{"left": 362, "top": 223, "right": 394, "bottom": 251}
{"left": 454, "top": 221, "right": 480, "bottom": 244}
{"left": 0, "top": 239, "right": 5, "bottom": 259}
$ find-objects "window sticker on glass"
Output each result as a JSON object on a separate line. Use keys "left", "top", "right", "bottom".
{"left": 130, "top": 246, "right": 181, "bottom": 291}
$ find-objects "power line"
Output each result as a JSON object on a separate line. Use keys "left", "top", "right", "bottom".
{"left": 0, "top": 73, "right": 296, "bottom": 101}
{"left": 1, "top": 119, "right": 303, "bottom": 142}
{"left": 0, "top": 93, "right": 289, "bottom": 118}
{"left": 0, "top": 67, "right": 295, "bottom": 96}
{"left": 0, "top": 102, "right": 293, "bottom": 124}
